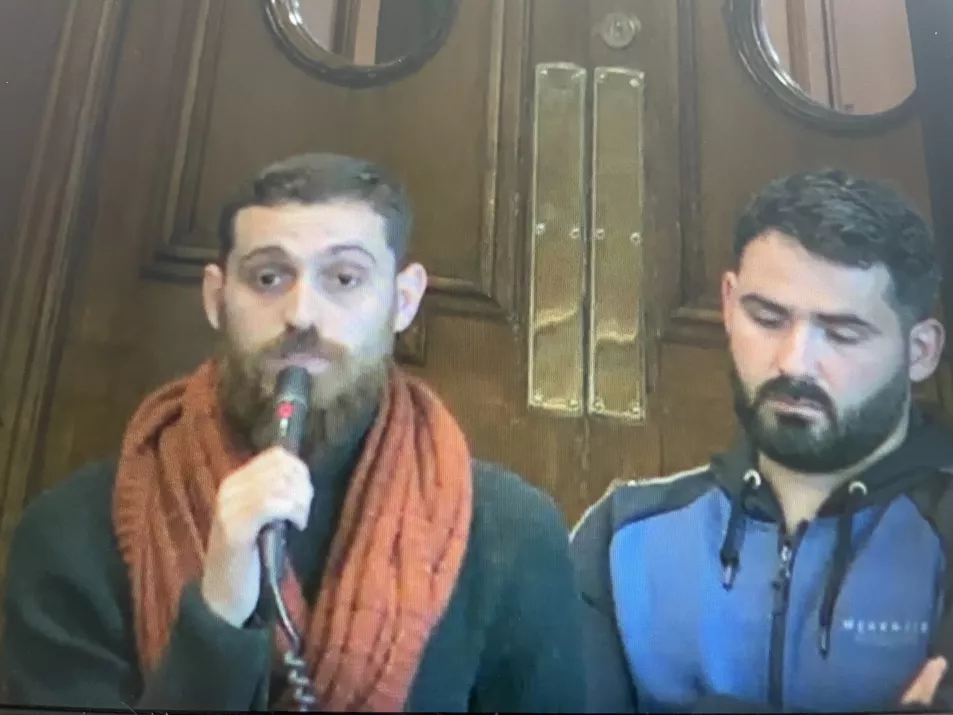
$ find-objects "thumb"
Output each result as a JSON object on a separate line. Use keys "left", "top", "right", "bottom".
{"left": 902, "top": 656, "right": 949, "bottom": 706}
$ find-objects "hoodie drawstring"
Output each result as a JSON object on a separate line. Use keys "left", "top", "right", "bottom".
{"left": 720, "top": 469, "right": 763, "bottom": 590}
{"left": 818, "top": 480, "right": 868, "bottom": 658}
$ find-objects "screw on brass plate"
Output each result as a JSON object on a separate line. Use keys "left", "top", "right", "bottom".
{"left": 570, "top": 227, "right": 581, "bottom": 239}
{"left": 532, "top": 391, "right": 543, "bottom": 404}
{"left": 535, "top": 222, "right": 546, "bottom": 235}
{"left": 594, "top": 228, "right": 606, "bottom": 240}
{"left": 594, "top": 398, "right": 606, "bottom": 410}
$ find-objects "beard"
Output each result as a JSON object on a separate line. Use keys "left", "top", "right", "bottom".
{"left": 731, "top": 363, "right": 909, "bottom": 474}
{"left": 216, "top": 315, "right": 393, "bottom": 460}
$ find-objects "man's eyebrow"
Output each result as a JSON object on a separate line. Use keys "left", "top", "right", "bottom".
{"left": 237, "top": 245, "right": 289, "bottom": 266}
{"left": 237, "top": 242, "right": 378, "bottom": 266}
{"left": 326, "top": 243, "right": 377, "bottom": 264}
{"left": 740, "top": 294, "right": 789, "bottom": 314}
{"left": 740, "top": 293, "right": 879, "bottom": 331}
{"left": 813, "top": 312, "right": 879, "bottom": 332}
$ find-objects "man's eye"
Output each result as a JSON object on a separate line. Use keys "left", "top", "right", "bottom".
{"left": 752, "top": 312, "right": 784, "bottom": 329}
{"left": 254, "top": 268, "right": 291, "bottom": 291}
{"left": 826, "top": 328, "right": 863, "bottom": 346}
{"left": 324, "top": 267, "right": 365, "bottom": 291}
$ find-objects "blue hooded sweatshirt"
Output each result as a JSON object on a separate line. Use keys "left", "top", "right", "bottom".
{"left": 570, "top": 409, "right": 953, "bottom": 713}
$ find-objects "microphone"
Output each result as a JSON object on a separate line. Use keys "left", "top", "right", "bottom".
{"left": 271, "top": 365, "right": 312, "bottom": 453}
{"left": 256, "top": 366, "right": 318, "bottom": 711}
{"left": 258, "top": 366, "right": 311, "bottom": 623}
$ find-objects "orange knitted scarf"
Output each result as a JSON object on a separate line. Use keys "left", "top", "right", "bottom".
{"left": 113, "top": 360, "right": 473, "bottom": 710}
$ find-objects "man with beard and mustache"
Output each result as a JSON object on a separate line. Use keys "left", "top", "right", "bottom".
{"left": 571, "top": 169, "right": 953, "bottom": 714}
{"left": 0, "top": 153, "right": 584, "bottom": 712}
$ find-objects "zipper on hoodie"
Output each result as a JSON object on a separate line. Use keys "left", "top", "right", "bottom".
{"left": 768, "top": 521, "right": 808, "bottom": 710}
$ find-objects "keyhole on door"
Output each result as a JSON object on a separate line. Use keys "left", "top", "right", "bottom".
{"left": 598, "top": 13, "right": 640, "bottom": 50}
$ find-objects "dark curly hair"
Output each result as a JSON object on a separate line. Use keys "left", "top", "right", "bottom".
{"left": 217, "top": 153, "right": 413, "bottom": 267}
{"left": 734, "top": 168, "right": 941, "bottom": 324}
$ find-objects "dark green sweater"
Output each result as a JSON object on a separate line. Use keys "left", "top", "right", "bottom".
{"left": 0, "top": 450, "right": 584, "bottom": 712}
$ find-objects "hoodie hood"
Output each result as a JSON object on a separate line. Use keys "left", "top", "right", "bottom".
{"left": 709, "top": 405, "right": 953, "bottom": 659}
{"left": 709, "top": 406, "right": 953, "bottom": 522}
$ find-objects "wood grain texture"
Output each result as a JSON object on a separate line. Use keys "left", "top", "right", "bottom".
{"left": 0, "top": 0, "right": 70, "bottom": 298}
{"left": 0, "top": 0, "right": 125, "bottom": 580}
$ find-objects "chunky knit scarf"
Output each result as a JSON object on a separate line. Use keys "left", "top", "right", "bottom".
{"left": 113, "top": 360, "right": 473, "bottom": 710}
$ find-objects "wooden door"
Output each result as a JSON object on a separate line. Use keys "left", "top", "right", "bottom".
{"left": 649, "top": 0, "right": 951, "bottom": 475}
{"left": 0, "top": 0, "right": 612, "bottom": 556}
{"left": 1, "top": 0, "right": 948, "bottom": 584}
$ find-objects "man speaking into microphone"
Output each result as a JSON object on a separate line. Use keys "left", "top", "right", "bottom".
{"left": 0, "top": 153, "right": 584, "bottom": 712}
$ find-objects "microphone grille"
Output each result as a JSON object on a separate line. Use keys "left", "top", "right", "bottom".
{"left": 275, "top": 366, "right": 312, "bottom": 405}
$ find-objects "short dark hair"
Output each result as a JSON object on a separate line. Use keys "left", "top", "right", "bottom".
{"left": 734, "top": 168, "right": 941, "bottom": 323}
{"left": 217, "top": 152, "right": 413, "bottom": 266}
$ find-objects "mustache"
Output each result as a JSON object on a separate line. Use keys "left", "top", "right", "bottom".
{"left": 753, "top": 376, "right": 834, "bottom": 415}
{"left": 259, "top": 328, "right": 349, "bottom": 362}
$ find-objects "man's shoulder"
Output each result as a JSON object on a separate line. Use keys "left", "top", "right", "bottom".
{"left": 465, "top": 460, "right": 571, "bottom": 587}
{"left": 568, "top": 464, "right": 716, "bottom": 604}
{"left": 22, "top": 458, "right": 117, "bottom": 518}
{"left": 905, "top": 464, "right": 953, "bottom": 548}
{"left": 11, "top": 458, "right": 118, "bottom": 562}
{"left": 570, "top": 464, "right": 716, "bottom": 550}
{"left": 469, "top": 459, "right": 568, "bottom": 542}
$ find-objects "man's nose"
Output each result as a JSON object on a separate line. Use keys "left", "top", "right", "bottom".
{"left": 775, "top": 323, "right": 820, "bottom": 378}
{"left": 282, "top": 278, "right": 324, "bottom": 331}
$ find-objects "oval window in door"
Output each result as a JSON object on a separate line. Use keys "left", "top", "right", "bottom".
{"left": 265, "top": 0, "right": 461, "bottom": 88}
{"left": 726, "top": 0, "right": 917, "bottom": 134}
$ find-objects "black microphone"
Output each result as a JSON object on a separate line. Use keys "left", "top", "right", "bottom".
{"left": 255, "top": 366, "right": 318, "bottom": 711}
{"left": 258, "top": 366, "right": 311, "bottom": 622}
{"left": 271, "top": 365, "right": 312, "bottom": 453}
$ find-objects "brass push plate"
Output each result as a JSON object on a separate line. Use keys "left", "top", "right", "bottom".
{"left": 588, "top": 66, "right": 647, "bottom": 423}
{"left": 527, "top": 63, "right": 587, "bottom": 417}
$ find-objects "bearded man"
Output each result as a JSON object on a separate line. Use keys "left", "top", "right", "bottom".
{"left": 1, "top": 153, "right": 584, "bottom": 712}
{"left": 571, "top": 169, "right": 953, "bottom": 714}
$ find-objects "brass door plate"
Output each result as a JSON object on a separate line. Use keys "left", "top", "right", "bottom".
{"left": 527, "top": 63, "right": 587, "bottom": 417}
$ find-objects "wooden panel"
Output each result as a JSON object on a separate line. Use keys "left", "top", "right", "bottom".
{"left": 141, "top": 0, "right": 518, "bottom": 319}
{"left": 658, "top": 342, "right": 738, "bottom": 470}
{"left": 0, "top": 0, "right": 125, "bottom": 575}
{"left": 0, "top": 1, "right": 70, "bottom": 312}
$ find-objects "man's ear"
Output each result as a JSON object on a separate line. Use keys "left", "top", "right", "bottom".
{"left": 202, "top": 263, "right": 225, "bottom": 331}
{"left": 392, "top": 262, "right": 427, "bottom": 333}
{"left": 909, "top": 316, "right": 945, "bottom": 383}
{"left": 722, "top": 271, "right": 738, "bottom": 336}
